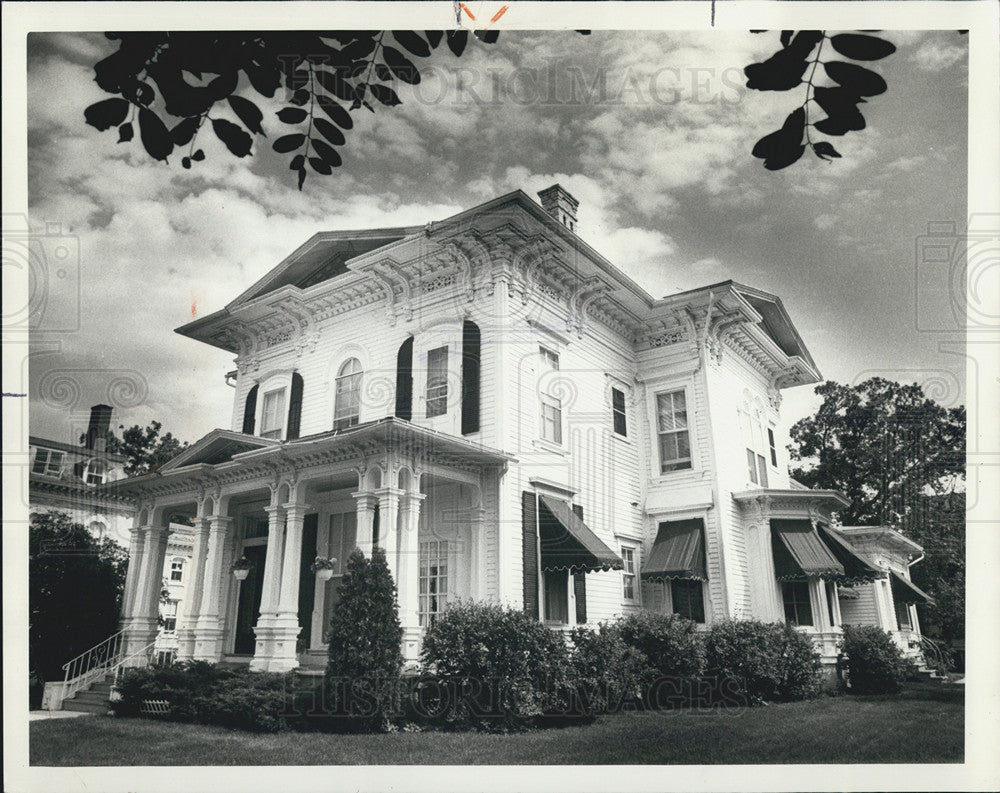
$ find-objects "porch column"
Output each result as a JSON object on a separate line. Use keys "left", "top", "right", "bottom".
{"left": 397, "top": 491, "right": 426, "bottom": 665}
{"left": 193, "top": 514, "right": 233, "bottom": 661}
{"left": 353, "top": 491, "right": 377, "bottom": 557}
{"left": 120, "top": 520, "right": 145, "bottom": 622}
{"left": 265, "top": 502, "right": 307, "bottom": 672}
{"left": 123, "top": 523, "right": 169, "bottom": 661}
{"left": 375, "top": 486, "right": 402, "bottom": 577}
{"left": 175, "top": 512, "right": 211, "bottom": 661}
{"left": 470, "top": 506, "right": 487, "bottom": 601}
{"left": 258, "top": 504, "right": 286, "bottom": 618}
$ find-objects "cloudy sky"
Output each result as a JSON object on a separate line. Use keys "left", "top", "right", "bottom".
{"left": 25, "top": 28, "right": 968, "bottom": 448}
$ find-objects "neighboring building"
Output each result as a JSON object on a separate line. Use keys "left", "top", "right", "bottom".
{"left": 29, "top": 404, "right": 194, "bottom": 672}
{"left": 97, "top": 185, "right": 931, "bottom": 675}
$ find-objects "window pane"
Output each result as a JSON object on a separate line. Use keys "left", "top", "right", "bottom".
{"left": 657, "top": 393, "right": 676, "bottom": 431}
{"left": 747, "top": 448, "right": 758, "bottom": 484}
{"left": 671, "top": 579, "right": 705, "bottom": 623}
{"left": 544, "top": 568, "right": 569, "bottom": 622}
{"left": 262, "top": 389, "right": 286, "bottom": 436}
{"left": 612, "top": 388, "right": 627, "bottom": 436}
{"left": 757, "top": 454, "right": 769, "bottom": 488}
{"left": 32, "top": 450, "right": 48, "bottom": 474}
{"left": 426, "top": 347, "right": 448, "bottom": 417}
{"left": 419, "top": 540, "right": 448, "bottom": 626}
{"left": 768, "top": 428, "right": 778, "bottom": 467}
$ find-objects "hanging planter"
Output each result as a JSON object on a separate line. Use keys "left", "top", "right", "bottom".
{"left": 311, "top": 556, "right": 336, "bottom": 581}
{"left": 232, "top": 556, "right": 252, "bottom": 581}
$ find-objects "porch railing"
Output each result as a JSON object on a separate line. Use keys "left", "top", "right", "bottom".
{"left": 912, "top": 633, "right": 951, "bottom": 675}
{"left": 109, "top": 641, "right": 158, "bottom": 701}
{"left": 61, "top": 629, "right": 126, "bottom": 701}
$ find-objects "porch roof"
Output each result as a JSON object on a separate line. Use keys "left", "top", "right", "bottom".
{"left": 816, "top": 524, "right": 883, "bottom": 584}
{"left": 98, "top": 418, "right": 515, "bottom": 500}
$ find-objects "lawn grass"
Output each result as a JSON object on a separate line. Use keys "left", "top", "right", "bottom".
{"left": 30, "top": 681, "right": 962, "bottom": 766}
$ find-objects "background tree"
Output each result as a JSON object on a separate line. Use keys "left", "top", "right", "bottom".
{"left": 325, "top": 546, "right": 403, "bottom": 730}
{"left": 85, "top": 420, "right": 189, "bottom": 477}
{"left": 788, "top": 378, "right": 965, "bottom": 649}
{"left": 82, "top": 29, "right": 912, "bottom": 185}
{"left": 29, "top": 512, "right": 128, "bottom": 690}
{"left": 788, "top": 378, "right": 965, "bottom": 526}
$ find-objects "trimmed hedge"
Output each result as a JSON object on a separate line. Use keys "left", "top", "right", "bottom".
{"left": 842, "top": 624, "right": 916, "bottom": 694}
{"left": 703, "top": 619, "right": 823, "bottom": 705}
{"left": 616, "top": 611, "right": 706, "bottom": 680}
{"left": 112, "top": 661, "right": 289, "bottom": 732}
{"left": 568, "top": 625, "right": 647, "bottom": 714}
{"left": 419, "top": 602, "right": 573, "bottom": 728}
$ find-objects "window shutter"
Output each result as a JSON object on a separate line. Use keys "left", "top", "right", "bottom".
{"left": 372, "top": 502, "right": 380, "bottom": 547}
{"left": 522, "top": 491, "right": 539, "bottom": 618}
{"left": 570, "top": 504, "right": 587, "bottom": 623}
{"left": 242, "top": 384, "right": 259, "bottom": 434}
{"left": 395, "top": 337, "right": 414, "bottom": 421}
{"left": 287, "top": 372, "right": 304, "bottom": 440}
{"left": 461, "top": 320, "right": 481, "bottom": 435}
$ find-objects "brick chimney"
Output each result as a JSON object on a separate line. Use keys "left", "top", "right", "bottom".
{"left": 537, "top": 184, "right": 579, "bottom": 232}
{"left": 85, "top": 404, "right": 113, "bottom": 452}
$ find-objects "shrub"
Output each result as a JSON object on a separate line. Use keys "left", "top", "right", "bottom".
{"left": 325, "top": 547, "right": 403, "bottom": 731}
{"left": 112, "top": 661, "right": 289, "bottom": 732}
{"left": 568, "top": 625, "right": 647, "bottom": 715}
{"left": 842, "top": 624, "right": 915, "bottom": 694}
{"left": 616, "top": 611, "right": 706, "bottom": 680}
{"left": 704, "top": 619, "right": 822, "bottom": 705}
{"left": 419, "top": 602, "right": 572, "bottom": 728}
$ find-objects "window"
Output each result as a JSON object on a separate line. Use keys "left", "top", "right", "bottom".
{"left": 611, "top": 387, "right": 627, "bottom": 436}
{"left": 162, "top": 600, "right": 178, "bottom": 632}
{"left": 539, "top": 346, "right": 559, "bottom": 371}
{"left": 540, "top": 394, "right": 563, "bottom": 444}
{"left": 768, "top": 427, "right": 778, "bottom": 468}
{"left": 170, "top": 559, "right": 183, "bottom": 582}
{"left": 260, "top": 388, "right": 286, "bottom": 439}
{"left": 621, "top": 545, "right": 637, "bottom": 601}
{"left": 419, "top": 540, "right": 448, "bottom": 626}
{"left": 328, "top": 511, "right": 358, "bottom": 576}
{"left": 895, "top": 600, "right": 912, "bottom": 631}
{"left": 782, "top": 581, "right": 813, "bottom": 626}
{"left": 425, "top": 346, "right": 448, "bottom": 418}
{"left": 85, "top": 460, "right": 105, "bottom": 485}
{"left": 656, "top": 390, "right": 691, "bottom": 472}
{"left": 32, "top": 449, "right": 64, "bottom": 476}
{"left": 334, "top": 358, "right": 363, "bottom": 429}
{"left": 740, "top": 403, "right": 769, "bottom": 487}
{"left": 671, "top": 579, "right": 705, "bottom": 623}
{"left": 543, "top": 568, "right": 569, "bottom": 623}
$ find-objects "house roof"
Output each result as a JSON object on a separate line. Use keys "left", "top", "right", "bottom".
{"left": 839, "top": 525, "right": 925, "bottom": 556}
{"left": 157, "top": 428, "right": 278, "bottom": 471}
{"left": 29, "top": 435, "right": 127, "bottom": 463}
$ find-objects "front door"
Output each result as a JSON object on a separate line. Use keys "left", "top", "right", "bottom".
{"left": 233, "top": 544, "right": 267, "bottom": 654}
{"left": 296, "top": 514, "right": 318, "bottom": 650}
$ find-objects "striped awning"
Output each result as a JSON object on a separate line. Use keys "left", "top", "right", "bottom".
{"left": 641, "top": 518, "right": 708, "bottom": 581}
{"left": 890, "top": 570, "right": 935, "bottom": 604}
{"left": 771, "top": 519, "right": 844, "bottom": 581}
{"left": 817, "top": 524, "right": 882, "bottom": 584}
{"left": 538, "top": 495, "right": 623, "bottom": 573}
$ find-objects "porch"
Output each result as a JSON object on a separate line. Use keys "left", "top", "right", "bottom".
{"left": 110, "top": 418, "right": 512, "bottom": 673}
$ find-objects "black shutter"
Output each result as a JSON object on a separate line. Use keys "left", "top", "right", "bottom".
{"left": 242, "top": 384, "right": 259, "bottom": 434}
{"left": 287, "top": 372, "right": 304, "bottom": 440}
{"left": 461, "top": 320, "right": 481, "bottom": 435}
{"left": 574, "top": 572, "right": 587, "bottom": 624}
{"left": 395, "top": 337, "right": 414, "bottom": 421}
{"left": 570, "top": 504, "right": 587, "bottom": 623}
{"left": 522, "top": 491, "right": 539, "bottom": 619}
{"left": 372, "top": 502, "right": 380, "bottom": 547}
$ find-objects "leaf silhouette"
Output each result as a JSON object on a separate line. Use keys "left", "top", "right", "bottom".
{"left": 315, "top": 68, "right": 355, "bottom": 102}
{"left": 424, "top": 31, "right": 444, "bottom": 49}
{"left": 313, "top": 117, "right": 346, "bottom": 146}
{"left": 392, "top": 31, "right": 431, "bottom": 58}
{"left": 369, "top": 83, "right": 402, "bottom": 107}
{"left": 273, "top": 133, "right": 305, "bottom": 153}
{"left": 84, "top": 98, "right": 130, "bottom": 131}
{"left": 277, "top": 106, "right": 308, "bottom": 124}
{"left": 316, "top": 95, "right": 353, "bottom": 129}
{"left": 138, "top": 108, "right": 174, "bottom": 161}
{"left": 824, "top": 61, "right": 887, "bottom": 96}
{"left": 812, "top": 141, "right": 842, "bottom": 160}
{"left": 382, "top": 46, "right": 421, "bottom": 85}
{"left": 829, "top": 33, "right": 896, "bottom": 61}
{"left": 446, "top": 30, "right": 468, "bottom": 57}
{"left": 117, "top": 122, "right": 134, "bottom": 143}
{"left": 170, "top": 116, "right": 201, "bottom": 146}
{"left": 751, "top": 107, "right": 806, "bottom": 170}
{"left": 309, "top": 156, "right": 332, "bottom": 175}
{"left": 310, "top": 137, "right": 342, "bottom": 167}
{"left": 228, "top": 95, "right": 266, "bottom": 135}
{"left": 212, "top": 118, "right": 253, "bottom": 157}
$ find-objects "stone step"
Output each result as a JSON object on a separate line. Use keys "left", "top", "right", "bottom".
{"left": 69, "top": 690, "right": 111, "bottom": 706}
{"left": 62, "top": 698, "right": 110, "bottom": 714}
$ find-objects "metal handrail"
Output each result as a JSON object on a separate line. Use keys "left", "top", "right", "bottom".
{"left": 915, "top": 633, "right": 950, "bottom": 675}
{"left": 111, "top": 641, "right": 158, "bottom": 686}
{"left": 61, "top": 629, "right": 126, "bottom": 701}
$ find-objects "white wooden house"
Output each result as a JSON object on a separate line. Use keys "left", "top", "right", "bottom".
{"left": 96, "top": 185, "right": 932, "bottom": 676}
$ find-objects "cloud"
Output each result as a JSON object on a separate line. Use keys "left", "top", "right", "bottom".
{"left": 814, "top": 214, "right": 837, "bottom": 231}
{"left": 910, "top": 39, "right": 967, "bottom": 72}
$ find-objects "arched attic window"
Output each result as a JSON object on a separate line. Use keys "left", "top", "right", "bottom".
{"left": 333, "top": 359, "right": 362, "bottom": 430}
{"left": 395, "top": 337, "right": 414, "bottom": 422}
{"left": 287, "top": 372, "right": 304, "bottom": 440}
{"left": 242, "top": 384, "right": 259, "bottom": 434}
{"left": 461, "top": 320, "right": 481, "bottom": 435}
